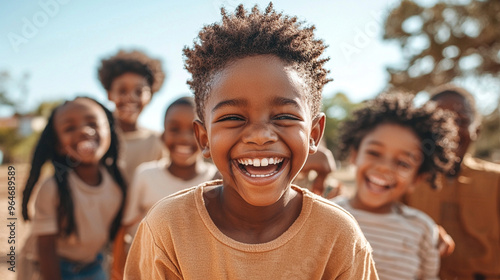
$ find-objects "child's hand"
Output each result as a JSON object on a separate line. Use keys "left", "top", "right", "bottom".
{"left": 437, "top": 225, "right": 455, "bottom": 257}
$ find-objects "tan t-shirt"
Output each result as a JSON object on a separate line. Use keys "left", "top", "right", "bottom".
{"left": 123, "top": 158, "right": 218, "bottom": 226}
{"left": 124, "top": 181, "right": 379, "bottom": 280}
{"left": 118, "top": 127, "right": 166, "bottom": 184}
{"left": 29, "top": 167, "right": 123, "bottom": 263}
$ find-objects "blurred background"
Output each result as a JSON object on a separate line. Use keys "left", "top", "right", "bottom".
{"left": 1, "top": 0, "right": 499, "bottom": 166}
{"left": 1, "top": 0, "right": 499, "bottom": 165}
{"left": 1, "top": 0, "right": 499, "bottom": 278}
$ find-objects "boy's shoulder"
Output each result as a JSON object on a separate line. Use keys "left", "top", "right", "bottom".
{"left": 296, "top": 188, "right": 364, "bottom": 234}
{"left": 397, "top": 203, "right": 437, "bottom": 230}
{"left": 135, "top": 158, "right": 168, "bottom": 176}
{"left": 144, "top": 180, "right": 220, "bottom": 224}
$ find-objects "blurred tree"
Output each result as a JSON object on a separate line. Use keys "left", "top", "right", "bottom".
{"left": 384, "top": 0, "right": 500, "bottom": 159}
{"left": 322, "top": 92, "right": 361, "bottom": 157}
{"left": 383, "top": 0, "right": 500, "bottom": 93}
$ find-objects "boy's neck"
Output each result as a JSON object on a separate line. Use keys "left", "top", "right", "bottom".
{"left": 74, "top": 164, "right": 102, "bottom": 186}
{"left": 204, "top": 185, "right": 302, "bottom": 244}
{"left": 118, "top": 121, "right": 138, "bottom": 133}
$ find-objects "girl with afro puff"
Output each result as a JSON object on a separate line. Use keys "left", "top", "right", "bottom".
{"left": 333, "top": 93, "right": 458, "bottom": 279}
{"left": 98, "top": 49, "right": 167, "bottom": 184}
{"left": 124, "top": 3, "right": 378, "bottom": 279}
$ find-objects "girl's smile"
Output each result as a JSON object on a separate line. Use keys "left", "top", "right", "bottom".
{"left": 350, "top": 123, "right": 423, "bottom": 213}
{"left": 54, "top": 98, "right": 111, "bottom": 166}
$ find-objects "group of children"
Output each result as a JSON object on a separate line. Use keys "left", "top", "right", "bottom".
{"left": 18, "top": 2, "right": 500, "bottom": 280}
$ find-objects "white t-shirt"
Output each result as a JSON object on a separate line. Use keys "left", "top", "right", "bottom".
{"left": 29, "top": 167, "right": 123, "bottom": 263}
{"left": 123, "top": 158, "right": 218, "bottom": 225}
{"left": 334, "top": 196, "right": 440, "bottom": 280}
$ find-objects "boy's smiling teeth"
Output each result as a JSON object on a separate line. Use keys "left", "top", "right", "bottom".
{"left": 236, "top": 157, "right": 284, "bottom": 178}
{"left": 237, "top": 157, "right": 284, "bottom": 167}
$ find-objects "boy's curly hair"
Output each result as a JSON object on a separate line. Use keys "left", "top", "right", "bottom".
{"left": 98, "top": 49, "right": 165, "bottom": 94}
{"left": 338, "top": 93, "right": 458, "bottom": 189}
{"left": 183, "top": 2, "right": 331, "bottom": 122}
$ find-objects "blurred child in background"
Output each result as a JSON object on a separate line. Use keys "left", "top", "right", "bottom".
{"left": 334, "top": 93, "right": 458, "bottom": 279}
{"left": 111, "top": 97, "right": 218, "bottom": 278}
{"left": 19, "top": 97, "right": 127, "bottom": 280}
{"left": 404, "top": 85, "right": 500, "bottom": 280}
{"left": 123, "top": 96, "right": 217, "bottom": 229}
{"left": 98, "top": 49, "right": 166, "bottom": 184}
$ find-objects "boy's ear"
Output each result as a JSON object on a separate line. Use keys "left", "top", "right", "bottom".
{"left": 193, "top": 120, "right": 211, "bottom": 159}
{"left": 309, "top": 113, "right": 326, "bottom": 155}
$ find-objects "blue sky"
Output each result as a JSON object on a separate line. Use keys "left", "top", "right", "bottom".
{"left": 1, "top": 0, "right": 408, "bottom": 131}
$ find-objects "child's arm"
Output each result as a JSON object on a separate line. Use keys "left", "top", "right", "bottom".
{"left": 124, "top": 220, "right": 181, "bottom": 280}
{"left": 38, "top": 234, "right": 61, "bottom": 280}
{"left": 420, "top": 223, "right": 441, "bottom": 280}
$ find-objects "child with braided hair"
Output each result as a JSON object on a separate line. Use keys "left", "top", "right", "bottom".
{"left": 125, "top": 3, "right": 378, "bottom": 279}
{"left": 19, "top": 97, "right": 127, "bottom": 280}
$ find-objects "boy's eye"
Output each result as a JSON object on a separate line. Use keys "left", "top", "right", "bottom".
{"left": 168, "top": 127, "right": 181, "bottom": 133}
{"left": 216, "top": 115, "right": 244, "bottom": 122}
{"left": 367, "top": 150, "right": 381, "bottom": 157}
{"left": 274, "top": 114, "right": 300, "bottom": 121}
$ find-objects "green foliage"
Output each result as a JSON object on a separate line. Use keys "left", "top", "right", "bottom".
{"left": 322, "top": 92, "right": 361, "bottom": 157}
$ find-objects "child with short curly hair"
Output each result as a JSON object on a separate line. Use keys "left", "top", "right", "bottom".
{"left": 98, "top": 49, "right": 166, "bottom": 183}
{"left": 124, "top": 3, "right": 378, "bottom": 279}
{"left": 333, "top": 93, "right": 458, "bottom": 279}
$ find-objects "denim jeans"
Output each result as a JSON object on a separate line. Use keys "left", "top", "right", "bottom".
{"left": 60, "top": 253, "right": 107, "bottom": 280}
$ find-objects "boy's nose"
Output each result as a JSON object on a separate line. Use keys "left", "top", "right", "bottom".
{"left": 242, "top": 123, "right": 278, "bottom": 145}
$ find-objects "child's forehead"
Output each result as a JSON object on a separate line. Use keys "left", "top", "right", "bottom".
{"left": 55, "top": 99, "right": 105, "bottom": 120}
{"left": 208, "top": 55, "right": 308, "bottom": 99}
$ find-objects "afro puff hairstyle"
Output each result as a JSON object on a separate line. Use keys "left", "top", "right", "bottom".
{"left": 98, "top": 49, "right": 165, "bottom": 94}
{"left": 183, "top": 2, "right": 331, "bottom": 123}
{"left": 338, "top": 93, "right": 459, "bottom": 189}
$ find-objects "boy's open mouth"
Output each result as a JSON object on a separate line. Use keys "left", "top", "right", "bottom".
{"left": 236, "top": 157, "right": 284, "bottom": 178}
{"left": 365, "top": 175, "right": 394, "bottom": 193}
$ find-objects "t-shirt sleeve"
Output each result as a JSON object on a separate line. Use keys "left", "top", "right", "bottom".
{"left": 31, "top": 178, "right": 59, "bottom": 236}
{"left": 337, "top": 244, "right": 379, "bottom": 280}
{"left": 124, "top": 219, "right": 182, "bottom": 280}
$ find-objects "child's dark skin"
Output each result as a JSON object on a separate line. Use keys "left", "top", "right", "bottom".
{"left": 38, "top": 99, "right": 111, "bottom": 280}
{"left": 194, "top": 55, "right": 325, "bottom": 244}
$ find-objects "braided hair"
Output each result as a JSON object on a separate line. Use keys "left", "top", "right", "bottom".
{"left": 22, "top": 97, "right": 127, "bottom": 240}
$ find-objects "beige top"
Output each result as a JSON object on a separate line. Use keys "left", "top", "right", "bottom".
{"left": 123, "top": 158, "right": 218, "bottom": 225}
{"left": 124, "top": 181, "right": 379, "bottom": 280}
{"left": 118, "top": 127, "right": 166, "bottom": 184}
{"left": 405, "top": 155, "right": 500, "bottom": 278}
{"left": 29, "top": 167, "right": 123, "bottom": 263}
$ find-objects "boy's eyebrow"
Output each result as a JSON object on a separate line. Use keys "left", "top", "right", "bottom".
{"left": 211, "top": 97, "right": 300, "bottom": 113}
{"left": 212, "top": 99, "right": 247, "bottom": 113}
{"left": 272, "top": 97, "right": 301, "bottom": 108}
